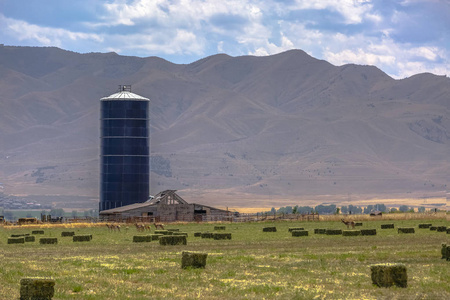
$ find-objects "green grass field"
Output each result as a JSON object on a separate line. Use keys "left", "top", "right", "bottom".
{"left": 1, "top": 219, "right": 449, "bottom": 299}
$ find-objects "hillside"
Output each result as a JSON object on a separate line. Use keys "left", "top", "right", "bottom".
{"left": 0, "top": 45, "right": 448, "bottom": 209}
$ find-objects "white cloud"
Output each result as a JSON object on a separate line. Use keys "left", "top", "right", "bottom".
{"left": 0, "top": 14, "right": 102, "bottom": 47}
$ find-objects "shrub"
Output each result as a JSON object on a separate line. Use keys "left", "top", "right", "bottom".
{"left": 360, "top": 229, "right": 377, "bottom": 236}
{"left": 381, "top": 224, "right": 394, "bottom": 229}
{"left": 291, "top": 230, "right": 308, "bottom": 237}
{"left": 213, "top": 233, "right": 232, "bottom": 240}
{"left": 61, "top": 231, "right": 75, "bottom": 237}
{"left": 398, "top": 227, "right": 415, "bottom": 234}
{"left": 181, "top": 251, "right": 207, "bottom": 269}
{"left": 214, "top": 226, "right": 226, "bottom": 231}
{"left": 288, "top": 227, "right": 304, "bottom": 232}
{"left": 326, "top": 229, "right": 342, "bottom": 235}
{"left": 159, "top": 235, "right": 187, "bottom": 246}
{"left": 370, "top": 263, "right": 407, "bottom": 288}
{"left": 40, "top": 238, "right": 58, "bottom": 245}
{"left": 263, "top": 227, "right": 277, "bottom": 232}
{"left": 342, "top": 230, "right": 361, "bottom": 236}
{"left": 133, "top": 235, "right": 152, "bottom": 243}
{"left": 20, "top": 278, "right": 55, "bottom": 300}
{"left": 73, "top": 235, "right": 92, "bottom": 242}
{"left": 8, "top": 237, "right": 25, "bottom": 244}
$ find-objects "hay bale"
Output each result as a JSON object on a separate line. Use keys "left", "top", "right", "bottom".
{"left": 133, "top": 235, "right": 152, "bottom": 243}
{"left": 8, "top": 237, "right": 25, "bottom": 244}
{"left": 159, "top": 235, "right": 187, "bottom": 246}
{"left": 25, "top": 236, "right": 35, "bottom": 242}
{"left": 73, "top": 235, "right": 92, "bottom": 242}
{"left": 441, "top": 244, "right": 447, "bottom": 259}
{"left": 167, "top": 229, "right": 180, "bottom": 232}
{"left": 214, "top": 226, "right": 226, "bottom": 231}
{"left": 361, "top": 229, "right": 377, "bottom": 236}
{"left": 398, "top": 227, "right": 415, "bottom": 234}
{"left": 314, "top": 229, "right": 326, "bottom": 234}
{"left": 418, "top": 223, "right": 432, "bottom": 229}
{"left": 291, "top": 230, "right": 308, "bottom": 237}
{"left": 436, "top": 226, "right": 447, "bottom": 232}
{"left": 32, "top": 230, "right": 45, "bottom": 235}
{"left": 150, "top": 234, "right": 163, "bottom": 241}
{"left": 326, "top": 229, "right": 342, "bottom": 235}
{"left": 40, "top": 238, "right": 58, "bottom": 245}
{"left": 11, "top": 234, "right": 29, "bottom": 237}
{"left": 154, "top": 230, "right": 169, "bottom": 235}
{"left": 201, "top": 232, "right": 214, "bottom": 239}
{"left": 61, "top": 231, "right": 75, "bottom": 237}
{"left": 342, "top": 230, "right": 361, "bottom": 236}
{"left": 370, "top": 263, "right": 407, "bottom": 288}
{"left": 288, "top": 227, "right": 304, "bottom": 232}
{"left": 194, "top": 232, "right": 202, "bottom": 237}
{"left": 355, "top": 223, "right": 363, "bottom": 227}
{"left": 172, "top": 232, "right": 188, "bottom": 237}
{"left": 447, "top": 228, "right": 450, "bottom": 234}
{"left": 430, "top": 226, "right": 437, "bottom": 231}
{"left": 263, "top": 227, "right": 277, "bottom": 232}
{"left": 20, "top": 277, "right": 55, "bottom": 300}
{"left": 213, "top": 233, "right": 232, "bottom": 240}
{"left": 181, "top": 251, "right": 208, "bottom": 269}
{"left": 381, "top": 224, "right": 394, "bottom": 229}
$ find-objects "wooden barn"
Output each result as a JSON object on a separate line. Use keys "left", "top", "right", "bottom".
{"left": 99, "top": 190, "right": 233, "bottom": 222}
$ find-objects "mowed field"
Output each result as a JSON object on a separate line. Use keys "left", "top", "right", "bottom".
{"left": 1, "top": 216, "right": 449, "bottom": 299}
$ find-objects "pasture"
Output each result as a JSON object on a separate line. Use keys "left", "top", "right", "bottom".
{"left": 1, "top": 217, "right": 449, "bottom": 299}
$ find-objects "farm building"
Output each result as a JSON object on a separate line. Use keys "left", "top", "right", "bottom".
{"left": 99, "top": 190, "right": 233, "bottom": 222}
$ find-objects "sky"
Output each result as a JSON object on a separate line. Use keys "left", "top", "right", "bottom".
{"left": 0, "top": 0, "right": 449, "bottom": 79}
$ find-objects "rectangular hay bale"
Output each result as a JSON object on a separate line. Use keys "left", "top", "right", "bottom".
{"left": 314, "top": 229, "right": 326, "bottom": 234}
{"left": 40, "top": 238, "right": 58, "bottom": 245}
{"left": 355, "top": 223, "right": 363, "bottom": 227}
{"left": 154, "top": 230, "right": 170, "bottom": 235}
{"left": 288, "top": 227, "right": 304, "bottom": 232}
{"left": 181, "top": 251, "right": 208, "bottom": 269}
{"left": 263, "top": 227, "right": 277, "bottom": 232}
{"left": 360, "top": 229, "right": 377, "bottom": 236}
{"left": 342, "top": 230, "right": 361, "bottom": 236}
{"left": 61, "top": 231, "right": 75, "bottom": 237}
{"left": 291, "top": 230, "right": 308, "bottom": 237}
{"left": 159, "top": 235, "right": 187, "bottom": 246}
{"left": 194, "top": 232, "right": 202, "bottom": 237}
{"left": 326, "top": 229, "right": 342, "bottom": 235}
{"left": 370, "top": 263, "right": 407, "bottom": 288}
{"left": 8, "top": 237, "right": 25, "bottom": 244}
{"left": 436, "top": 226, "right": 447, "bottom": 232}
{"left": 25, "top": 236, "right": 35, "bottom": 242}
{"left": 398, "top": 227, "right": 415, "bottom": 234}
{"left": 133, "top": 235, "right": 152, "bottom": 243}
{"left": 214, "top": 226, "right": 226, "bottom": 231}
{"left": 20, "top": 277, "right": 55, "bottom": 300}
{"left": 201, "top": 232, "right": 213, "bottom": 239}
{"left": 72, "top": 235, "right": 92, "bottom": 242}
{"left": 418, "top": 223, "right": 432, "bottom": 228}
{"left": 213, "top": 233, "right": 232, "bottom": 240}
{"left": 381, "top": 224, "right": 394, "bottom": 229}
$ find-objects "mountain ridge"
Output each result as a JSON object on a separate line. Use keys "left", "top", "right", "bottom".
{"left": 0, "top": 45, "right": 448, "bottom": 208}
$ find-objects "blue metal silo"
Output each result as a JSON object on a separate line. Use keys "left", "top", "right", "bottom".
{"left": 99, "top": 85, "right": 150, "bottom": 211}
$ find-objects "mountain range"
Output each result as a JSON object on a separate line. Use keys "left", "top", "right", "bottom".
{"left": 0, "top": 45, "right": 448, "bottom": 209}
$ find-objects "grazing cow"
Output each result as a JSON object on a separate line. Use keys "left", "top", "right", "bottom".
{"left": 341, "top": 219, "right": 355, "bottom": 229}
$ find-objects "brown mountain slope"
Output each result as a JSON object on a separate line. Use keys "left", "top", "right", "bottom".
{"left": 0, "top": 45, "right": 448, "bottom": 208}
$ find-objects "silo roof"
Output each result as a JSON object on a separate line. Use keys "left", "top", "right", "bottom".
{"left": 101, "top": 90, "right": 149, "bottom": 101}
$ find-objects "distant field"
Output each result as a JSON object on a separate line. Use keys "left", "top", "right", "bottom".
{"left": 1, "top": 218, "right": 449, "bottom": 299}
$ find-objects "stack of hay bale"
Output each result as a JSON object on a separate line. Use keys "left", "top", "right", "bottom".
{"left": 159, "top": 235, "right": 187, "bottom": 245}
{"left": 181, "top": 251, "right": 208, "bottom": 269}
{"left": 263, "top": 227, "right": 277, "bottom": 232}
{"left": 20, "top": 277, "right": 55, "bottom": 300}
{"left": 370, "top": 263, "right": 407, "bottom": 288}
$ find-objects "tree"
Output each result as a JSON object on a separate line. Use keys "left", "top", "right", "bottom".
{"left": 292, "top": 205, "right": 298, "bottom": 214}
{"left": 399, "top": 205, "right": 409, "bottom": 212}
{"left": 270, "top": 207, "right": 276, "bottom": 215}
{"left": 390, "top": 208, "right": 398, "bottom": 213}
{"left": 341, "top": 206, "right": 348, "bottom": 214}
{"left": 418, "top": 206, "right": 426, "bottom": 213}
{"left": 50, "top": 208, "right": 65, "bottom": 217}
